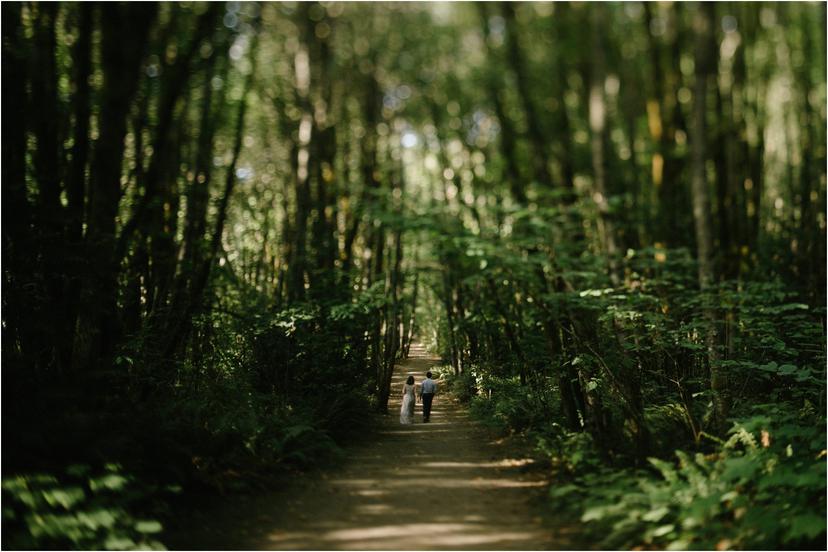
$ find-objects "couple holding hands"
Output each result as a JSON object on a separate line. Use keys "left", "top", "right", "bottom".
{"left": 400, "top": 372, "right": 437, "bottom": 424}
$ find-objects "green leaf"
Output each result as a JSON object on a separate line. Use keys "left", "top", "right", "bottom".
{"left": 757, "top": 361, "right": 778, "bottom": 372}
{"left": 777, "top": 364, "right": 798, "bottom": 375}
{"left": 720, "top": 455, "right": 760, "bottom": 483}
{"left": 13, "top": 490, "right": 41, "bottom": 508}
{"left": 785, "top": 513, "right": 826, "bottom": 542}
{"left": 77, "top": 509, "right": 118, "bottom": 530}
{"left": 651, "top": 523, "right": 675, "bottom": 538}
{"left": 549, "top": 483, "right": 579, "bottom": 498}
{"left": 135, "top": 520, "right": 163, "bottom": 534}
{"left": 89, "top": 474, "right": 128, "bottom": 492}
{"left": 42, "top": 487, "right": 86, "bottom": 509}
{"left": 582, "top": 505, "right": 609, "bottom": 522}
{"left": 648, "top": 458, "right": 679, "bottom": 484}
{"left": 642, "top": 506, "right": 670, "bottom": 522}
{"left": 105, "top": 535, "right": 137, "bottom": 550}
{"left": 65, "top": 464, "right": 91, "bottom": 478}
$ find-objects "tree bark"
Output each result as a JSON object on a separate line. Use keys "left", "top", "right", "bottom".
{"left": 115, "top": 5, "right": 221, "bottom": 266}
{"left": 2, "top": 3, "right": 35, "bottom": 370}
{"left": 378, "top": 223, "right": 404, "bottom": 413}
{"left": 287, "top": 5, "right": 316, "bottom": 302}
{"left": 501, "top": 2, "right": 553, "bottom": 189}
{"left": 169, "top": 37, "right": 229, "bottom": 333}
{"left": 163, "top": 25, "right": 260, "bottom": 357}
{"left": 690, "top": 2, "right": 728, "bottom": 430}
{"left": 309, "top": 6, "right": 338, "bottom": 282}
{"left": 478, "top": 3, "right": 527, "bottom": 204}
{"left": 342, "top": 67, "right": 381, "bottom": 274}
{"left": 31, "top": 4, "right": 62, "bottom": 232}
{"left": 58, "top": 3, "right": 96, "bottom": 370}
{"left": 588, "top": 7, "right": 621, "bottom": 285}
{"left": 73, "top": 4, "right": 157, "bottom": 373}
{"left": 644, "top": 3, "right": 690, "bottom": 248}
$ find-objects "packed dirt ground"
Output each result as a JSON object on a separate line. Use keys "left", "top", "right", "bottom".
{"left": 172, "top": 344, "right": 575, "bottom": 550}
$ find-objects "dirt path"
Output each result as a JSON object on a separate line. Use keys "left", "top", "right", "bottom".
{"left": 174, "top": 345, "right": 570, "bottom": 550}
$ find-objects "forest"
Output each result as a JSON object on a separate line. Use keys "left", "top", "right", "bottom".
{"left": 2, "top": 1, "right": 826, "bottom": 550}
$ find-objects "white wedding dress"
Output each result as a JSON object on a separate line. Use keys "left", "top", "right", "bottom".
{"left": 400, "top": 383, "right": 416, "bottom": 424}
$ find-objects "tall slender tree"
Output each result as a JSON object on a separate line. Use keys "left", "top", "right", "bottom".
{"left": 690, "top": 2, "right": 728, "bottom": 430}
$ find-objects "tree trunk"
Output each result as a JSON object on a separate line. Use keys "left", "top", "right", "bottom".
{"left": 644, "top": 3, "right": 690, "bottom": 248}
{"left": 59, "top": 4, "right": 95, "bottom": 369}
{"left": 588, "top": 7, "right": 621, "bottom": 285}
{"left": 31, "top": 4, "right": 62, "bottom": 231}
{"left": 402, "top": 269, "right": 419, "bottom": 358}
{"left": 115, "top": 5, "right": 221, "bottom": 266}
{"left": 478, "top": 3, "right": 526, "bottom": 204}
{"left": 67, "top": 4, "right": 94, "bottom": 246}
{"left": 31, "top": 3, "right": 71, "bottom": 372}
{"left": 378, "top": 224, "right": 404, "bottom": 413}
{"left": 288, "top": 7, "right": 316, "bottom": 302}
{"left": 2, "top": 2, "right": 35, "bottom": 371}
{"left": 690, "top": 2, "right": 728, "bottom": 431}
{"left": 73, "top": 4, "right": 157, "bottom": 373}
{"left": 309, "top": 7, "right": 338, "bottom": 283}
{"left": 534, "top": 265, "right": 582, "bottom": 431}
{"left": 343, "top": 68, "right": 381, "bottom": 274}
{"left": 486, "top": 277, "right": 527, "bottom": 385}
{"left": 501, "top": 2, "right": 553, "bottom": 189}
{"left": 713, "top": 82, "right": 736, "bottom": 278}
{"left": 164, "top": 43, "right": 228, "bottom": 352}
{"left": 163, "top": 26, "right": 259, "bottom": 357}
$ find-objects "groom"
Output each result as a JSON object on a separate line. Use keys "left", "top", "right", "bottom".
{"left": 419, "top": 371, "right": 437, "bottom": 423}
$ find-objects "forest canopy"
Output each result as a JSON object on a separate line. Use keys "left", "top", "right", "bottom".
{"left": 2, "top": 2, "right": 826, "bottom": 550}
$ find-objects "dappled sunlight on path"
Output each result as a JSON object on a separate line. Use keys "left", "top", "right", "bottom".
{"left": 175, "top": 343, "right": 567, "bottom": 550}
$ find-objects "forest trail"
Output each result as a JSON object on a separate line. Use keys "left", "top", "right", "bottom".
{"left": 177, "top": 344, "right": 569, "bottom": 550}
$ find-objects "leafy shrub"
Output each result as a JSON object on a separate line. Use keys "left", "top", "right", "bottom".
{"left": 644, "top": 403, "right": 697, "bottom": 457}
{"left": 468, "top": 375, "right": 547, "bottom": 434}
{"left": 140, "top": 380, "right": 346, "bottom": 492}
{"left": 552, "top": 405, "right": 826, "bottom": 550}
{"left": 539, "top": 430, "right": 604, "bottom": 475}
{"left": 247, "top": 410, "right": 342, "bottom": 468}
{"left": 438, "top": 366, "right": 478, "bottom": 403}
{"left": 251, "top": 302, "right": 372, "bottom": 408}
{"left": 2, "top": 464, "right": 170, "bottom": 550}
{"left": 119, "top": 298, "right": 374, "bottom": 491}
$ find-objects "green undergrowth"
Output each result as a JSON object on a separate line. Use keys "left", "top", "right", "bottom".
{"left": 1, "top": 396, "right": 353, "bottom": 551}
{"left": 2, "top": 463, "right": 171, "bottom": 550}
{"left": 550, "top": 406, "right": 826, "bottom": 550}
{"left": 444, "top": 371, "right": 827, "bottom": 550}
{"left": 436, "top": 268, "right": 827, "bottom": 551}
{"left": 3, "top": 296, "right": 376, "bottom": 550}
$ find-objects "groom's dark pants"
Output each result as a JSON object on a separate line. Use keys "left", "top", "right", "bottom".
{"left": 421, "top": 393, "right": 434, "bottom": 422}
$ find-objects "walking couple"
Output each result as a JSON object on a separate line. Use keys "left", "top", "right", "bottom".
{"left": 400, "top": 372, "right": 437, "bottom": 424}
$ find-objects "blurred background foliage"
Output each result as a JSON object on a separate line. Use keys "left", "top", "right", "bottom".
{"left": 2, "top": 1, "right": 825, "bottom": 549}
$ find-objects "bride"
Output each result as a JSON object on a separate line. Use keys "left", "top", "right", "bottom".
{"left": 400, "top": 376, "right": 416, "bottom": 424}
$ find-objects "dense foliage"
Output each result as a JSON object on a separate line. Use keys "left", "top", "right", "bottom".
{"left": 2, "top": 1, "right": 825, "bottom": 549}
